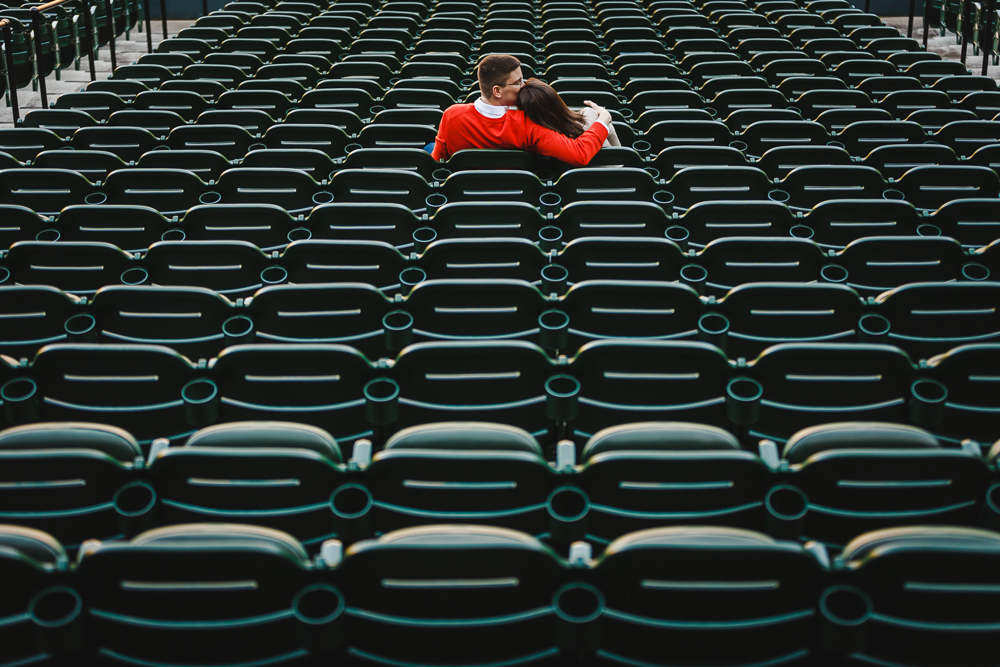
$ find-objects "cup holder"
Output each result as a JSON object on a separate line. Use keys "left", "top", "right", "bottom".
{"left": 383, "top": 310, "right": 414, "bottom": 352}
{"left": 425, "top": 193, "right": 448, "bottom": 215}
{"left": 181, "top": 378, "right": 219, "bottom": 427}
{"left": 962, "top": 262, "right": 990, "bottom": 281}
{"left": 698, "top": 312, "right": 729, "bottom": 349}
{"left": 644, "top": 166, "right": 660, "bottom": 180}
{"left": 121, "top": 267, "right": 149, "bottom": 286}
{"left": 330, "top": 483, "right": 373, "bottom": 521}
{"left": 545, "top": 375, "right": 580, "bottom": 423}
{"left": 909, "top": 378, "right": 948, "bottom": 427}
{"left": 1, "top": 377, "right": 39, "bottom": 424}
{"left": 292, "top": 584, "right": 346, "bottom": 655}
{"left": 538, "top": 226, "right": 563, "bottom": 252}
{"left": 0, "top": 266, "right": 9, "bottom": 285}
{"left": 64, "top": 313, "right": 97, "bottom": 342}
{"left": 364, "top": 377, "right": 400, "bottom": 426}
{"left": 28, "top": 586, "right": 84, "bottom": 656}
{"left": 345, "top": 143, "right": 363, "bottom": 153}
{"left": 222, "top": 315, "right": 254, "bottom": 345}
{"left": 620, "top": 108, "right": 633, "bottom": 120}
{"left": 261, "top": 265, "right": 288, "bottom": 285}
{"left": 399, "top": 267, "right": 426, "bottom": 295}
{"left": 287, "top": 227, "right": 311, "bottom": 242}
{"left": 632, "top": 139, "right": 651, "bottom": 159}
{"left": 858, "top": 313, "right": 890, "bottom": 343}
{"left": 431, "top": 168, "right": 452, "bottom": 182}
{"left": 652, "top": 190, "right": 674, "bottom": 206}
{"left": 247, "top": 143, "right": 266, "bottom": 152}
{"left": 729, "top": 140, "right": 748, "bottom": 152}
{"left": 541, "top": 263, "right": 569, "bottom": 296}
{"left": 199, "top": 191, "right": 222, "bottom": 205}
{"left": 113, "top": 481, "right": 158, "bottom": 535}
{"left": 789, "top": 224, "right": 814, "bottom": 240}
{"left": 539, "top": 309, "right": 570, "bottom": 351}
{"left": 84, "top": 192, "right": 107, "bottom": 205}
{"left": 726, "top": 376, "right": 762, "bottom": 426}
{"left": 679, "top": 264, "right": 707, "bottom": 293}
{"left": 916, "top": 223, "right": 941, "bottom": 238}
{"left": 767, "top": 189, "right": 790, "bottom": 203}
{"left": 881, "top": 189, "right": 905, "bottom": 201}
{"left": 820, "top": 264, "right": 848, "bottom": 284}
{"left": 161, "top": 228, "right": 186, "bottom": 242}
{"left": 539, "top": 191, "right": 562, "bottom": 215}
{"left": 819, "top": 585, "right": 872, "bottom": 655}
{"left": 312, "top": 191, "right": 335, "bottom": 205}
{"left": 412, "top": 226, "right": 437, "bottom": 254}
{"left": 764, "top": 484, "right": 808, "bottom": 539}
{"left": 553, "top": 582, "right": 603, "bottom": 652}
{"left": 36, "top": 228, "right": 60, "bottom": 242}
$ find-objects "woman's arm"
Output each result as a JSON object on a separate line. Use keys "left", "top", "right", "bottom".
{"left": 524, "top": 117, "right": 609, "bottom": 166}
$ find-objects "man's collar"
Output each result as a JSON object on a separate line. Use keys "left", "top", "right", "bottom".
{"left": 474, "top": 96, "right": 509, "bottom": 118}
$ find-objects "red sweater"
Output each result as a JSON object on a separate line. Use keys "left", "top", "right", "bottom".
{"left": 432, "top": 103, "right": 609, "bottom": 166}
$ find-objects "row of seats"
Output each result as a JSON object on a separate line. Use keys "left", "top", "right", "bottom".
{"left": 0, "top": 235, "right": 993, "bottom": 298}
{"left": 4, "top": 280, "right": 998, "bottom": 363}
{"left": 0, "top": 339, "right": 993, "bottom": 448}
{"left": 1, "top": 419, "right": 996, "bottom": 553}
{"left": 2, "top": 517, "right": 999, "bottom": 666}
{"left": 2, "top": 195, "right": 1000, "bottom": 252}
{"left": 4, "top": 163, "right": 1000, "bottom": 215}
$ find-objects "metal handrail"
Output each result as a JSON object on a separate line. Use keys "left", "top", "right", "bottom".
{"left": 29, "top": 0, "right": 111, "bottom": 106}
{"left": 1, "top": 17, "right": 20, "bottom": 122}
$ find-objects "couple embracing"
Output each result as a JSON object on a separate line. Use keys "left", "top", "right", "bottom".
{"left": 431, "top": 54, "right": 621, "bottom": 166}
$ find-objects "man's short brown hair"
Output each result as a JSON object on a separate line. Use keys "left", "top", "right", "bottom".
{"left": 476, "top": 54, "right": 521, "bottom": 97}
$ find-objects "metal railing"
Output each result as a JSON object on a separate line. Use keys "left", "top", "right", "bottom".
{"left": 30, "top": 0, "right": 113, "bottom": 107}
{"left": 1, "top": 18, "right": 21, "bottom": 123}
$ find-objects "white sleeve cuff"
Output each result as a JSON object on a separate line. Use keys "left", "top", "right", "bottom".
{"left": 591, "top": 118, "right": 611, "bottom": 133}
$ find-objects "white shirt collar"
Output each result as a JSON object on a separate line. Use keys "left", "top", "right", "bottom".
{"left": 474, "top": 96, "right": 509, "bottom": 118}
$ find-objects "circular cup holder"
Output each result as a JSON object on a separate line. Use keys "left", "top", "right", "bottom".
{"left": 789, "top": 224, "right": 814, "bottom": 239}
{"left": 199, "top": 191, "right": 222, "bottom": 205}
{"left": 609, "top": 79, "right": 621, "bottom": 88}
{"left": 962, "top": 262, "right": 990, "bottom": 281}
{"left": 882, "top": 189, "right": 905, "bottom": 201}
{"left": 539, "top": 226, "right": 563, "bottom": 252}
{"left": 916, "top": 223, "right": 941, "bottom": 237}
{"left": 765, "top": 485, "right": 808, "bottom": 522}
{"left": 858, "top": 313, "right": 890, "bottom": 340}
{"left": 330, "top": 483, "right": 373, "bottom": 520}
{"left": 84, "top": 192, "right": 107, "bottom": 205}
{"left": 652, "top": 190, "right": 674, "bottom": 205}
{"left": 911, "top": 378, "right": 947, "bottom": 404}
{"left": 383, "top": 310, "right": 414, "bottom": 352}
{"left": 161, "top": 228, "right": 186, "bottom": 241}
{"left": 680, "top": 263, "right": 707, "bottom": 287}
{"left": 459, "top": 78, "right": 476, "bottom": 87}
{"left": 248, "top": 143, "right": 266, "bottom": 152}
{"left": 287, "top": 227, "right": 312, "bottom": 242}
{"left": 293, "top": 584, "right": 345, "bottom": 625}
{"left": 826, "top": 140, "right": 846, "bottom": 149}
{"left": 541, "top": 263, "right": 569, "bottom": 295}
{"left": 539, "top": 309, "right": 570, "bottom": 351}
{"left": 36, "top": 228, "right": 60, "bottom": 242}
{"left": 399, "top": 267, "right": 426, "bottom": 294}
{"left": 767, "top": 189, "right": 790, "bottom": 203}
{"left": 292, "top": 583, "right": 346, "bottom": 655}
{"left": 413, "top": 226, "right": 437, "bottom": 253}
{"left": 729, "top": 140, "right": 748, "bottom": 152}
{"left": 545, "top": 374, "right": 580, "bottom": 422}
{"left": 364, "top": 377, "right": 400, "bottom": 427}
{"left": 665, "top": 225, "right": 689, "bottom": 243}
{"left": 620, "top": 108, "right": 634, "bottom": 119}
{"left": 820, "top": 264, "right": 848, "bottom": 283}
{"left": 30, "top": 586, "right": 82, "bottom": 629}
{"left": 345, "top": 143, "right": 363, "bottom": 153}
{"left": 181, "top": 377, "right": 219, "bottom": 427}
{"left": 553, "top": 582, "right": 603, "bottom": 624}
{"left": 547, "top": 486, "right": 591, "bottom": 543}
{"left": 1, "top": 376, "right": 39, "bottom": 424}
{"left": 644, "top": 166, "right": 660, "bottom": 180}
{"left": 425, "top": 192, "right": 448, "bottom": 213}
{"left": 431, "top": 168, "right": 452, "bottom": 181}
{"left": 64, "top": 313, "right": 97, "bottom": 341}
{"left": 540, "top": 309, "right": 569, "bottom": 331}
{"left": 369, "top": 105, "right": 386, "bottom": 115}
{"left": 820, "top": 585, "right": 872, "bottom": 627}
{"left": 113, "top": 481, "right": 157, "bottom": 518}
{"left": 698, "top": 312, "right": 729, "bottom": 348}
{"left": 632, "top": 139, "right": 651, "bottom": 157}
{"left": 0, "top": 266, "right": 9, "bottom": 285}
{"left": 909, "top": 377, "right": 948, "bottom": 427}
{"left": 726, "top": 376, "right": 762, "bottom": 426}
{"left": 222, "top": 315, "right": 254, "bottom": 342}
{"left": 312, "top": 191, "right": 335, "bottom": 205}
{"left": 261, "top": 265, "right": 288, "bottom": 285}
{"left": 384, "top": 310, "right": 413, "bottom": 331}
{"left": 120, "top": 267, "right": 149, "bottom": 286}
{"left": 539, "top": 192, "right": 562, "bottom": 211}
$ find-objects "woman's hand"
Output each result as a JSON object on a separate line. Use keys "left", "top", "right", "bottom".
{"left": 583, "top": 100, "right": 612, "bottom": 126}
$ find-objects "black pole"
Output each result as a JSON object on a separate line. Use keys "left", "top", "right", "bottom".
{"left": 864, "top": 0, "right": 870, "bottom": 12}
{"left": 202, "top": 0, "right": 208, "bottom": 17}
{"left": 160, "top": 0, "right": 167, "bottom": 39}
{"left": 81, "top": 0, "right": 97, "bottom": 80}
{"left": 29, "top": 8, "right": 48, "bottom": 108}
{"left": 1, "top": 21, "right": 19, "bottom": 123}
{"left": 104, "top": 0, "right": 116, "bottom": 71}
{"left": 983, "top": 0, "right": 995, "bottom": 76}
{"left": 144, "top": 0, "right": 152, "bottom": 52}
{"left": 907, "top": 0, "right": 915, "bottom": 37}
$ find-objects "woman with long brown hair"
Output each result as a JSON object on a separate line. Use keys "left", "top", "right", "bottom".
{"left": 517, "top": 78, "right": 620, "bottom": 148}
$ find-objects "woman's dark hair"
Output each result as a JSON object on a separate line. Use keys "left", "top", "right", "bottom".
{"left": 518, "top": 78, "right": 586, "bottom": 138}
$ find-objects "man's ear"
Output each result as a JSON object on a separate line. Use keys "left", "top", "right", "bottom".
{"left": 491, "top": 85, "right": 503, "bottom": 100}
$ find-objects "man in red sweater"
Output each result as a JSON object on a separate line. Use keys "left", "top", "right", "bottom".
{"left": 431, "top": 54, "right": 612, "bottom": 166}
